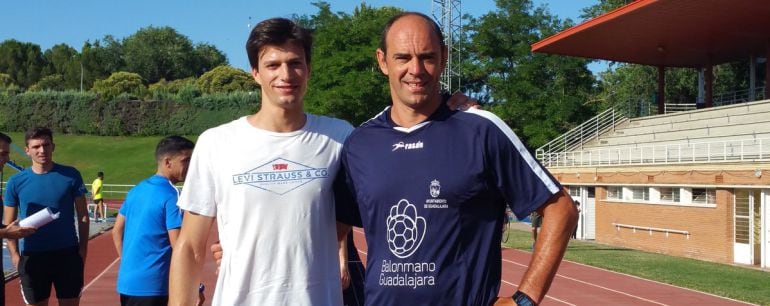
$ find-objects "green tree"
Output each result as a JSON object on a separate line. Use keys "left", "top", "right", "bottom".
{"left": 80, "top": 35, "right": 125, "bottom": 89}
{"left": 0, "top": 39, "right": 45, "bottom": 88}
{"left": 0, "top": 73, "right": 17, "bottom": 90}
{"left": 580, "top": 0, "right": 634, "bottom": 19}
{"left": 302, "top": 2, "right": 399, "bottom": 125}
{"left": 41, "top": 44, "right": 82, "bottom": 90}
{"left": 123, "top": 26, "right": 197, "bottom": 83}
{"left": 192, "top": 43, "right": 228, "bottom": 76}
{"left": 196, "top": 65, "right": 257, "bottom": 94}
{"left": 466, "top": 0, "right": 596, "bottom": 147}
{"left": 91, "top": 71, "right": 147, "bottom": 101}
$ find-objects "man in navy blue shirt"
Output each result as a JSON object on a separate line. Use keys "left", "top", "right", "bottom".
{"left": 337, "top": 12, "right": 578, "bottom": 306}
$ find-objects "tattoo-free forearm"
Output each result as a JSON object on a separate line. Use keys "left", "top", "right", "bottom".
{"left": 517, "top": 191, "right": 578, "bottom": 303}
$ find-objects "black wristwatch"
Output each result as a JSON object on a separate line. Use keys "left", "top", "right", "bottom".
{"left": 512, "top": 290, "right": 536, "bottom": 306}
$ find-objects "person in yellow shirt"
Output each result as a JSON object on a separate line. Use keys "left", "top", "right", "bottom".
{"left": 92, "top": 171, "right": 105, "bottom": 222}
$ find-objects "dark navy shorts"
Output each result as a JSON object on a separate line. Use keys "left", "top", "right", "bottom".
{"left": 19, "top": 247, "right": 84, "bottom": 304}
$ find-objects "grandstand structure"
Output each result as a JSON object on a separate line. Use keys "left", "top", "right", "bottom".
{"left": 532, "top": 0, "right": 770, "bottom": 269}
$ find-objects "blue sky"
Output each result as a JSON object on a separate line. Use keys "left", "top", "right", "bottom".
{"left": 1, "top": 0, "right": 602, "bottom": 73}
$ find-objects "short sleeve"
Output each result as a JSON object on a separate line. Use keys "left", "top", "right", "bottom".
{"left": 72, "top": 170, "right": 88, "bottom": 197}
{"left": 119, "top": 194, "right": 130, "bottom": 216}
{"left": 177, "top": 130, "right": 218, "bottom": 217}
{"left": 335, "top": 148, "right": 362, "bottom": 227}
{"left": 164, "top": 194, "right": 183, "bottom": 230}
{"left": 470, "top": 109, "right": 561, "bottom": 219}
{"left": 3, "top": 176, "right": 18, "bottom": 207}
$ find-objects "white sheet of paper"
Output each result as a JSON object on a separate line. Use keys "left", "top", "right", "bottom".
{"left": 19, "top": 207, "right": 60, "bottom": 229}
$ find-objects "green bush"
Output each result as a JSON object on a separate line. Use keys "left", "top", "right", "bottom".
{"left": 29, "top": 74, "right": 67, "bottom": 91}
{"left": 0, "top": 90, "right": 260, "bottom": 136}
{"left": 196, "top": 65, "right": 258, "bottom": 94}
{"left": 92, "top": 71, "right": 148, "bottom": 101}
{"left": 149, "top": 77, "right": 199, "bottom": 100}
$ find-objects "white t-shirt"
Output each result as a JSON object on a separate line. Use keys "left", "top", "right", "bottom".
{"left": 179, "top": 114, "right": 353, "bottom": 306}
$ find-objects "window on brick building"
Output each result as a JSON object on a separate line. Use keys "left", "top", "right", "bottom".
{"left": 568, "top": 186, "right": 580, "bottom": 196}
{"left": 630, "top": 187, "right": 649, "bottom": 201}
{"left": 659, "top": 187, "right": 680, "bottom": 202}
{"left": 606, "top": 186, "right": 621, "bottom": 199}
{"left": 692, "top": 188, "right": 716, "bottom": 204}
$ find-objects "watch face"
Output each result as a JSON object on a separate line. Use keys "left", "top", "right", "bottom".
{"left": 513, "top": 291, "right": 536, "bottom": 306}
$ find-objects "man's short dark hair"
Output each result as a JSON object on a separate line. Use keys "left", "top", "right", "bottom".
{"left": 97, "top": 171, "right": 104, "bottom": 178}
{"left": 246, "top": 17, "right": 313, "bottom": 70}
{"left": 155, "top": 136, "right": 195, "bottom": 161}
{"left": 25, "top": 127, "right": 53, "bottom": 145}
{"left": 379, "top": 12, "right": 445, "bottom": 55}
{"left": 0, "top": 132, "right": 11, "bottom": 144}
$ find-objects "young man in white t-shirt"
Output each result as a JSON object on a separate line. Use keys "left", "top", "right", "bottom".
{"left": 168, "top": 18, "right": 353, "bottom": 305}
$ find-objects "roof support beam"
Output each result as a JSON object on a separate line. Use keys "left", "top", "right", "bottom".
{"left": 657, "top": 66, "right": 665, "bottom": 114}
{"left": 766, "top": 43, "right": 770, "bottom": 99}
{"left": 705, "top": 65, "right": 713, "bottom": 108}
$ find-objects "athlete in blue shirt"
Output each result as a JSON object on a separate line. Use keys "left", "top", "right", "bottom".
{"left": 3, "top": 127, "right": 90, "bottom": 306}
{"left": 337, "top": 13, "right": 578, "bottom": 306}
{"left": 112, "top": 136, "right": 196, "bottom": 306}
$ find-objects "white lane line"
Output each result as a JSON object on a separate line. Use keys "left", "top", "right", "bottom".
{"left": 82, "top": 257, "right": 120, "bottom": 292}
{"left": 562, "top": 260, "right": 755, "bottom": 305}
{"left": 503, "top": 258, "right": 668, "bottom": 306}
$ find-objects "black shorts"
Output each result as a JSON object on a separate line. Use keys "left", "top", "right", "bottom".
{"left": 120, "top": 294, "right": 168, "bottom": 306}
{"left": 19, "top": 247, "right": 84, "bottom": 304}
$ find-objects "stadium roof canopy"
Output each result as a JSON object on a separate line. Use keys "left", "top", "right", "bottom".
{"left": 531, "top": 0, "right": 770, "bottom": 68}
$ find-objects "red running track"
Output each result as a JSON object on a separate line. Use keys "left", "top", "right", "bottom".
{"left": 5, "top": 224, "right": 753, "bottom": 305}
{"left": 5, "top": 223, "right": 220, "bottom": 306}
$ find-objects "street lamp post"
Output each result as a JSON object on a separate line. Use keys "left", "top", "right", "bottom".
{"left": 80, "top": 61, "right": 83, "bottom": 92}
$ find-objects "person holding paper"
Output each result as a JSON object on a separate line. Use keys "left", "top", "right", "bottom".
{"left": 0, "top": 132, "right": 37, "bottom": 305}
{"left": 112, "top": 136, "right": 199, "bottom": 306}
{"left": 3, "top": 127, "right": 90, "bottom": 306}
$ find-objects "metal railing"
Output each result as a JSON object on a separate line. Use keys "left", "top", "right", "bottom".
{"left": 540, "top": 137, "right": 770, "bottom": 167}
{"left": 0, "top": 182, "right": 135, "bottom": 200}
{"left": 612, "top": 223, "right": 690, "bottom": 238}
{"left": 713, "top": 86, "right": 766, "bottom": 106}
{"left": 536, "top": 107, "right": 629, "bottom": 162}
{"left": 664, "top": 103, "right": 696, "bottom": 113}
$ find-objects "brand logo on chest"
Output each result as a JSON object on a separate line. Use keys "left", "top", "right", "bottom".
{"left": 392, "top": 141, "right": 424, "bottom": 151}
{"left": 231, "top": 157, "right": 328, "bottom": 195}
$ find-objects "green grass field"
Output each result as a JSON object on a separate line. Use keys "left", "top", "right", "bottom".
{"left": 2, "top": 132, "right": 196, "bottom": 187}
{"left": 503, "top": 225, "right": 770, "bottom": 305}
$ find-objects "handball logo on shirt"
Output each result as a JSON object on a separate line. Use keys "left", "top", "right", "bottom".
{"left": 231, "top": 157, "right": 328, "bottom": 195}
{"left": 386, "top": 199, "right": 426, "bottom": 258}
{"left": 392, "top": 141, "right": 424, "bottom": 151}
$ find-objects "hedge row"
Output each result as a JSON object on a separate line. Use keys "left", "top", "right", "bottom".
{"left": 0, "top": 91, "right": 260, "bottom": 136}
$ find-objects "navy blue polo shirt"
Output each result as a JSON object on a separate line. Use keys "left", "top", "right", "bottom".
{"left": 338, "top": 103, "right": 560, "bottom": 306}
